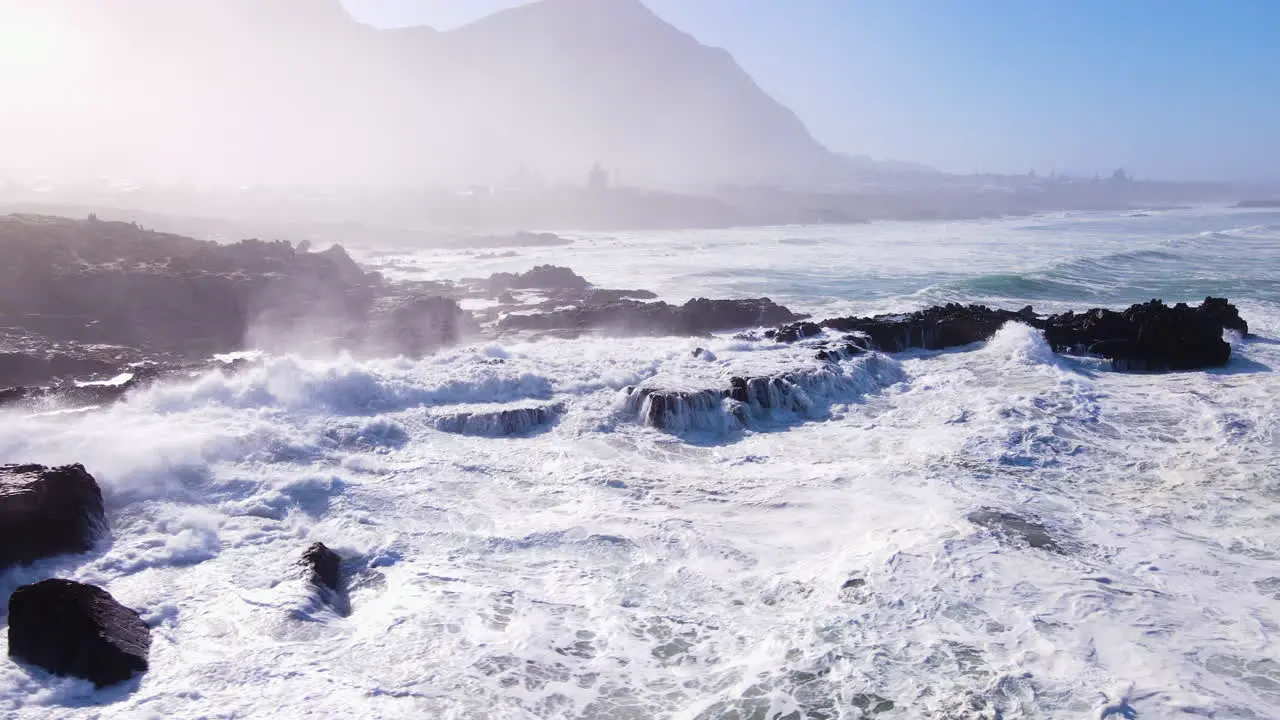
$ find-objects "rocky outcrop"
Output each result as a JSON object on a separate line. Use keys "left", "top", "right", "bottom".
{"left": 622, "top": 353, "right": 900, "bottom": 434}
{"left": 433, "top": 403, "right": 564, "bottom": 437}
{"left": 817, "top": 304, "right": 1039, "bottom": 352}
{"left": 0, "top": 215, "right": 469, "bottom": 386}
{"left": 1042, "top": 297, "right": 1245, "bottom": 371}
{"left": 300, "top": 542, "right": 342, "bottom": 593}
{"left": 500, "top": 297, "right": 804, "bottom": 337}
{"left": 0, "top": 365, "right": 165, "bottom": 410}
{"left": 487, "top": 265, "right": 590, "bottom": 294}
{"left": 769, "top": 298, "right": 1246, "bottom": 371}
{"left": 8, "top": 579, "right": 150, "bottom": 687}
{"left": 1, "top": 464, "right": 106, "bottom": 569}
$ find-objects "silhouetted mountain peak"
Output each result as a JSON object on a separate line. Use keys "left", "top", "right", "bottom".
{"left": 0, "top": 0, "right": 842, "bottom": 188}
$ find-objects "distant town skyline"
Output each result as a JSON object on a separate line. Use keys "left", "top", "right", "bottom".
{"left": 344, "top": 0, "right": 1280, "bottom": 182}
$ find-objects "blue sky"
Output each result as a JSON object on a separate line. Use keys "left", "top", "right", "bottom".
{"left": 342, "top": 0, "right": 1280, "bottom": 181}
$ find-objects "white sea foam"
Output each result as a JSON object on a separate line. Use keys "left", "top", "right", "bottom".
{"left": 1, "top": 209, "right": 1279, "bottom": 718}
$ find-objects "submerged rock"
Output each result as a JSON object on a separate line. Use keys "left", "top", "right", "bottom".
{"left": 967, "top": 508, "right": 1061, "bottom": 553}
{"left": 301, "top": 542, "right": 342, "bottom": 593}
{"left": 0, "top": 464, "right": 106, "bottom": 569}
{"left": 1042, "top": 297, "right": 1244, "bottom": 371}
{"left": 8, "top": 579, "right": 150, "bottom": 687}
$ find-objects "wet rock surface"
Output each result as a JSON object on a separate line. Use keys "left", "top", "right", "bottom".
{"left": 0, "top": 463, "right": 106, "bottom": 569}
{"left": 1042, "top": 297, "right": 1245, "bottom": 371}
{"left": 818, "top": 304, "right": 1038, "bottom": 352}
{"left": 772, "top": 298, "right": 1246, "bottom": 371}
{"left": 7, "top": 578, "right": 151, "bottom": 687}
{"left": 433, "top": 403, "right": 565, "bottom": 437}
{"left": 967, "top": 508, "right": 1061, "bottom": 552}
{"left": 301, "top": 542, "right": 342, "bottom": 593}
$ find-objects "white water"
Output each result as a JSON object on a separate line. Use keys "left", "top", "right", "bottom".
{"left": 2, "top": 208, "right": 1279, "bottom": 718}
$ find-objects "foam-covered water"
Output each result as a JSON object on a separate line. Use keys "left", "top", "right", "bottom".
{"left": 2, "top": 208, "right": 1279, "bottom": 718}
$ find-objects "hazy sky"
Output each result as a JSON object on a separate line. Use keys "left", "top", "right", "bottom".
{"left": 345, "top": 0, "right": 1280, "bottom": 181}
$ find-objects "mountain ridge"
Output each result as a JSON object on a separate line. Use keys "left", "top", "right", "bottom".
{"left": 0, "top": 0, "right": 842, "bottom": 188}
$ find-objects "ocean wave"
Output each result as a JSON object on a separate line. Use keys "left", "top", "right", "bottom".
{"left": 140, "top": 355, "right": 555, "bottom": 416}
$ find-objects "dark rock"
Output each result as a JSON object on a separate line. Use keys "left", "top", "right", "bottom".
{"left": 1042, "top": 297, "right": 1243, "bottom": 370}
{"left": 580, "top": 288, "right": 659, "bottom": 303}
{"left": 840, "top": 577, "right": 866, "bottom": 591}
{"left": 819, "top": 303, "right": 1033, "bottom": 352}
{"left": 487, "top": 265, "right": 590, "bottom": 294}
{"left": 767, "top": 321, "right": 822, "bottom": 343}
{"left": 8, "top": 579, "right": 150, "bottom": 687}
{"left": 433, "top": 403, "right": 564, "bottom": 436}
{"left": 0, "top": 464, "right": 106, "bottom": 569}
{"left": 815, "top": 339, "right": 867, "bottom": 362}
{"left": 0, "top": 215, "right": 468, "bottom": 385}
{"left": 967, "top": 508, "right": 1061, "bottom": 552}
{"left": 500, "top": 297, "right": 804, "bottom": 336}
{"left": 300, "top": 542, "right": 341, "bottom": 593}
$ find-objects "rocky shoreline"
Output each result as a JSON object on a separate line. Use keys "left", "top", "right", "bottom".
{"left": 0, "top": 213, "right": 1253, "bottom": 410}
{"left": 0, "top": 212, "right": 1259, "bottom": 688}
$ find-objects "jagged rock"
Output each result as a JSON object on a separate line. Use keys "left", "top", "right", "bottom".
{"left": 7, "top": 579, "right": 150, "bottom": 687}
{"left": 766, "top": 321, "right": 822, "bottom": 343}
{"left": 0, "top": 365, "right": 166, "bottom": 410}
{"left": 487, "top": 265, "right": 590, "bottom": 294}
{"left": 814, "top": 339, "right": 867, "bottom": 362}
{"left": 787, "top": 298, "right": 1245, "bottom": 372}
{"left": 300, "top": 542, "right": 341, "bottom": 593}
{"left": 0, "top": 215, "right": 466, "bottom": 385}
{"left": 500, "top": 297, "right": 804, "bottom": 336}
{"left": 1042, "top": 297, "right": 1243, "bottom": 370}
{"left": 0, "top": 464, "right": 106, "bottom": 569}
{"left": 622, "top": 353, "right": 894, "bottom": 434}
{"left": 819, "top": 304, "right": 1037, "bottom": 352}
{"left": 967, "top": 508, "right": 1061, "bottom": 552}
{"left": 432, "top": 403, "right": 564, "bottom": 437}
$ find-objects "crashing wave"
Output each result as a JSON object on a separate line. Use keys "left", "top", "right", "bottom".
{"left": 621, "top": 352, "right": 903, "bottom": 435}
{"left": 432, "top": 402, "right": 565, "bottom": 437}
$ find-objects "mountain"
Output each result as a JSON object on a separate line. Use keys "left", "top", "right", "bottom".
{"left": 0, "top": 0, "right": 842, "bottom": 188}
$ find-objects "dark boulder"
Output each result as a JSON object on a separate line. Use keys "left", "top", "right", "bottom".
{"left": 814, "top": 339, "right": 867, "bottom": 363}
{"left": 818, "top": 304, "right": 1035, "bottom": 352}
{"left": 8, "top": 579, "right": 150, "bottom": 687}
{"left": 1, "top": 464, "right": 106, "bottom": 569}
{"left": 487, "top": 265, "right": 590, "bottom": 294}
{"left": 767, "top": 321, "right": 822, "bottom": 344}
{"left": 967, "top": 508, "right": 1061, "bottom": 553}
{"left": 1042, "top": 297, "right": 1241, "bottom": 371}
{"left": 300, "top": 542, "right": 342, "bottom": 593}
